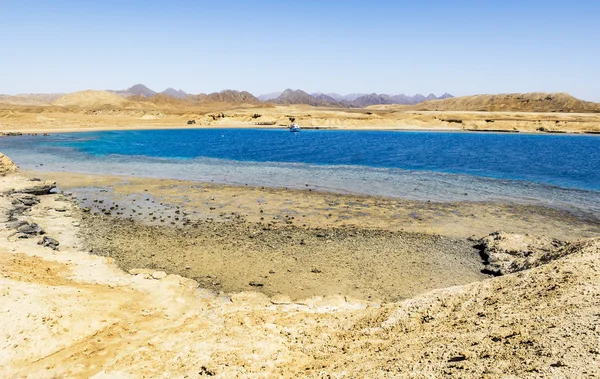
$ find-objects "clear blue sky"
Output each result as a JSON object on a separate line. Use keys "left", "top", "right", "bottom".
{"left": 1, "top": 0, "right": 599, "bottom": 100}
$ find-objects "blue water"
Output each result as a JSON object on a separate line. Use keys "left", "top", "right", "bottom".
{"left": 1, "top": 129, "right": 600, "bottom": 214}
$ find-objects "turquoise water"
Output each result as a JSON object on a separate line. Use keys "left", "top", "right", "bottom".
{"left": 1, "top": 129, "right": 599, "bottom": 215}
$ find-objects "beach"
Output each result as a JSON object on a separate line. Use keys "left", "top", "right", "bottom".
{"left": 2, "top": 162, "right": 600, "bottom": 377}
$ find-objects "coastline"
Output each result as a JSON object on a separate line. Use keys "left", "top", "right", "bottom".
{"left": 1, "top": 122, "right": 599, "bottom": 135}
{"left": 2, "top": 161, "right": 600, "bottom": 377}
{"left": 2, "top": 104, "right": 600, "bottom": 135}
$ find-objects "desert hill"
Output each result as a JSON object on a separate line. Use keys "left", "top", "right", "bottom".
{"left": 271, "top": 89, "right": 345, "bottom": 107}
{"left": 52, "top": 90, "right": 128, "bottom": 108}
{"left": 412, "top": 92, "right": 600, "bottom": 113}
{"left": 196, "top": 90, "right": 260, "bottom": 104}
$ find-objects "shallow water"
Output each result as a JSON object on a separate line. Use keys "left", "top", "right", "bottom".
{"left": 2, "top": 129, "right": 600, "bottom": 215}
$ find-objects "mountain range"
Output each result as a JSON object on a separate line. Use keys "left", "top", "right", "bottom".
{"left": 106, "top": 84, "right": 453, "bottom": 107}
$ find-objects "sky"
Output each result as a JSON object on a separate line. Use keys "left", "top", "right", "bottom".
{"left": 1, "top": 0, "right": 599, "bottom": 101}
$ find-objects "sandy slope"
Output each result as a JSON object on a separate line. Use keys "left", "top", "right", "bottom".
{"left": 1, "top": 164, "right": 600, "bottom": 377}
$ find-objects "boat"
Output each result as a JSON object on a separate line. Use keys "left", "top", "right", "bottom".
{"left": 289, "top": 123, "right": 301, "bottom": 132}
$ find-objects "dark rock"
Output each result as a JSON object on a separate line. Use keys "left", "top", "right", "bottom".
{"left": 38, "top": 236, "right": 59, "bottom": 250}
{"left": 10, "top": 193, "right": 41, "bottom": 206}
{"left": 249, "top": 281, "right": 264, "bottom": 287}
{"left": 17, "top": 222, "right": 44, "bottom": 235}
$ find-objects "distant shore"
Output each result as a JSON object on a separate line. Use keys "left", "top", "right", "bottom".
{"left": 2, "top": 103, "right": 600, "bottom": 135}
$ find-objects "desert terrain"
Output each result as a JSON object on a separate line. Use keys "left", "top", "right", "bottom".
{"left": 2, "top": 150, "right": 600, "bottom": 377}
{"left": 2, "top": 88, "right": 600, "bottom": 377}
{"left": 1, "top": 90, "right": 600, "bottom": 134}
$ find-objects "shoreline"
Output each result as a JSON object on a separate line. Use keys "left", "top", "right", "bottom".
{"left": 2, "top": 157, "right": 600, "bottom": 376}
{"left": 2, "top": 122, "right": 600, "bottom": 135}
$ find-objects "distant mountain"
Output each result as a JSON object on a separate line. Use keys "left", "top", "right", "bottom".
{"left": 261, "top": 90, "right": 453, "bottom": 107}
{"left": 189, "top": 90, "right": 260, "bottom": 104}
{"left": 342, "top": 93, "right": 367, "bottom": 102}
{"left": 161, "top": 88, "right": 188, "bottom": 99}
{"left": 112, "top": 84, "right": 157, "bottom": 98}
{"left": 351, "top": 93, "right": 396, "bottom": 107}
{"left": 352, "top": 93, "right": 453, "bottom": 107}
{"left": 257, "top": 91, "right": 283, "bottom": 101}
{"left": 271, "top": 89, "right": 344, "bottom": 107}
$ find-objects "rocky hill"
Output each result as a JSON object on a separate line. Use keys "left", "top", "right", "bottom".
{"left": 413, "top": 92, "right": 600, "bottom": 113}
{"left": 268, "top": 91, "right": 455, "bottom": 108}
{"left": 271, "top": 89, "right": 345, "bottom": 107}
{"left": 189, "top": 90, "right": 260, "bottom": 104}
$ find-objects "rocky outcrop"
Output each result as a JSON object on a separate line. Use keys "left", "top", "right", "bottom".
{"left": 0, "top": 152, "right": 18, "bottom": 176}
{"left": 13, "top": 180, "right": 56, "bottom": 195}
{"left": 478, "top": 231, "right": 569, "bottom": 275}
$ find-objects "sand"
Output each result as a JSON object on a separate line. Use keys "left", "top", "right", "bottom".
{"left": 2, "top": 167, "right": 600, "bottom": 377}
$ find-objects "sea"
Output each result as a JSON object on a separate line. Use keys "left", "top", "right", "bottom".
{"left": 1, "top": 128, "right": 599, "bottom": 215}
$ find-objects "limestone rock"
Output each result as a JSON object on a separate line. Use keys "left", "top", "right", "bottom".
{"left": 271, "top": 294, "right": 292, "bottom": 305}
{"left": 0, "top": 152, "right": 18, "bottom": 176}
{"left": 479, "top": 231, "right": 567, "bottom": 275}
{"left": 10, "top": 193, "right": 40, "bottom": 206}
{"left": 151, "top": 271, "right": 167, "bottom": 280}
{"left": 15, "top": 181, "right": 56, "bottom": 195}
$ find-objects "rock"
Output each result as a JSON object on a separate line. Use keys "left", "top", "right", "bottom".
{"left": 249, "top": 281, "right": 264, "bottom": 287}
{"left": 231, "top": 291, "right": 271, "bottom": 306}
{"left": 6, "top": 220, "right": 27, "bottom": 229}
{"left": 38, "top": 236, "right": 59, "bottom": 250}
{"left": 10, "top": 193, "right": 40, "bottom": 206}
{"left": 0, "top": 152, "right": 19, "bottom": 176}
{"left": 151, "top": 271, "right": 167, "bottom": 280}
{"left": 270, "top": 294, "right": 292, "bottom": 305}
{"left": 17, "top": 222, "right": 44, "bottom": 235}
{"left": 54, "top": 205, "right": 67, "bottom": 212}
{"left": 478, "top": 231, "right": 568, "bottom": 275}
{"left": 15, "top": 181, "right": 56, "bottom": 195}
{"left": 129, "top": 268, "right": 155, "bottom": 275}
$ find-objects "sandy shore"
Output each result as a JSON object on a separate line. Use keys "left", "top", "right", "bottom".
{"left": 2, "top": 157, "right": 600, "bottom": 377}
